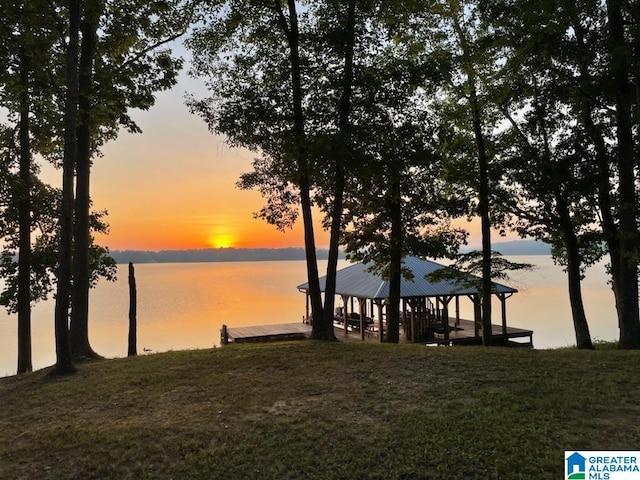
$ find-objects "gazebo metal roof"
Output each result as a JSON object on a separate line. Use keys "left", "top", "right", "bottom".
{"left": 297, "top": 256, "right": 517, "bottom": 300}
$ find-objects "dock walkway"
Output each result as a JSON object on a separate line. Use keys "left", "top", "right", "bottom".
{"left": 423, "top": 318, "right": 533, "bottom": 346}
{"left": 221, "top": 318, "right": 533, "bottom": 347}
{"left": 221, "top": 323, "right": 312, "bottom": 344}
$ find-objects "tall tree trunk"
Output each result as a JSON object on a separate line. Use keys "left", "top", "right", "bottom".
{"left": 321, "top": 0, "right": 356, "bottom": 341}
{"left": 386, "top": 164, "right": 403, "bottom": 343}
{"left": 531, "top": 65, "right": 594, "bottom": 350}
{"left": 555, "top": 193, "right": 594, "bottom": 349}
{"left": 299, "top": 176, "right": 324, "bottom": 334}
{"left": 450, "top": 3, "right": 493, "bottom": 345}
{"left": 54, "top": 0, "right": 81, "bottom": 375}
{"left": 573, "top": 19, "right": 628, "bottom": 348}
{"left": 606, "top": 0, "right": 640, "bottom": 348}
{"left": 71, "top": 5, "right": 101, "bottom": 360}
{"left": 471, "top": 88, "right": 493, "bottom": 346}
{"left": 586, "top": 112, "right": 630, "bottom": 345}
{"left": 321, "top": 164, "right": 343, "bottom": 340}
{"left": 17, "top": 47, "right": 32, "bottom": 374}
{"left": 276, "top": 0, "right": 324, "bottom": 332}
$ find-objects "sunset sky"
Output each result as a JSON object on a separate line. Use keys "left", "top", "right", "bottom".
{"left": 38, "top": 66, "right": 331, "bottom": 252}
{"left": 36, "top": 46, "right": 490, "bottom": 253}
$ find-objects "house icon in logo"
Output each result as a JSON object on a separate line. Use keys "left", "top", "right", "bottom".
{"left": 566, "top": 452, "right": 587, "bottom": 479}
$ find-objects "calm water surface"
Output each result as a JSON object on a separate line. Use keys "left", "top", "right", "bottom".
{"left": 0, "top": 256, "right": 619, "bottom": 376}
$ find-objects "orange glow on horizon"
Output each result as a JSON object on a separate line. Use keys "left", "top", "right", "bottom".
{"left": 208, "top": 234, "right": 236, "bottom": 249}
{"left": 75, "top": 117, "right": 334, "bottom": 252}
{"left": 94, "top": 210, "right": 332, "bottom": 252}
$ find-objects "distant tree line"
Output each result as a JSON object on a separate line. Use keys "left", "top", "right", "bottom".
{"left": 109, "top": 247, "right": 345, "bottom": 264}
{"left": 108, "top": 243, "right": 546, "bottom": 264}
{"left": 188, "top": 0, "right": 640, "bottom": 349}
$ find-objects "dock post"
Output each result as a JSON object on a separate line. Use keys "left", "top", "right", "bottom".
{"left": 221, "top": 324, "right": 229, "bottom": 345}
{"left": 128, "top": 262, "right": 137, "bottom": 356}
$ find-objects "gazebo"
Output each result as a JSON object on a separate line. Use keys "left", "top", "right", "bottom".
{"left": 297, "top": 256, "right": 533, "bottom": 346}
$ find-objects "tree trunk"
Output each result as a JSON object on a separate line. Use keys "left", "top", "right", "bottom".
{"left": 321, "top": 164, "right": 343, "bottom": 341}
{"left": 320, "top": 0, "right": 356, "bottom": 341}
{"left": 128, "top": 262, "right": 137, "bottom": 356}
{"left": 53, "top": 0, "right": 81, "bottom": 375}
{"left": 555, "top": 193, "right": 594, "bottom": 349}
{"left": 386, "top": 261, "right": 401, "bottom": 343}
{"left": 300, "top": 175, "right": 324, "bottom": 337}
{"left": 574, "top": 21, "right": 628, "bottom": 348}
{"left": 530, "top": 58, "right": 594, "bottom": 349}
{"left": 17, "top": 47, "right": 32, "bottom": 374}
{"left": 70, "top": 5, "right": 101, "bottom": 360}
{"left": 451, "top": 5, "right": 492, "bottom": 345}
{"left": 385, "top": 172, "right": 403, "bottom": 343}
{"left": 606, "top": 0, "right": 640, "bottom": 348}
{"left": 579, "top": 81, "right": 629, "bottom": 348}
{"left": 470, "top": 88, "right": 493, "bottom": 346}
{"left": 585, "top": 111, "right": 632, "bottom": 347}
{"left": 277, "top": 0, "right": 324, "bottom": 334}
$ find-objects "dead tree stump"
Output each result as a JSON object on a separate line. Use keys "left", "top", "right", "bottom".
{"left": 128, "top": 262, "right": 137, "bottom": 356}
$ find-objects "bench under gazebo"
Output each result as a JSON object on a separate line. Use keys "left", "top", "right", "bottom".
{"left": 297, "top": 256, "right": 533, "bottom": 347}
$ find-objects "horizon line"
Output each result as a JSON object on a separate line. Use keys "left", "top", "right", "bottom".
{"left": 108, "top": 238, "right": 542, "bottom": 253}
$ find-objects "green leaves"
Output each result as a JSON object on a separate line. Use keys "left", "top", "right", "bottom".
{"left": 0, "top": 0, "right": 189, "bottom": 315}
{"left": 237, "top": 157, "right": 300, "bottom": 231}
{"left": 427, "top": 250, "right": 534, "bottom": 294}
{"left": 0, "top": 170, "right": 116, "bottom": 313}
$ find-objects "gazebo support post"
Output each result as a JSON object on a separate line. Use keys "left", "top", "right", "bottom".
{"left": 470, "top": 294, "right": 481, "bottom": 337}
{"left": 455, "top": 296, "right": 460, "bottom": 327}
{"left": 441, "top": 296, "right": 452, "bottom": 341}
{"left": 305, "top": 292, "right": 310, "bottom": 323}
{"left": 423, "top": 298, "right": 429, "bottom": 340}
{"left": 498, "top": 292, "right": 513, "bottom": 335}
{"left": 342, "top": 295, "right": 350, "bottom": 336}
{"left": 402, "top": 298, "right": 409, "bottom": 340}
{"left": 359, "top": 297, "right": 365, "bottom": 340}
{"left": 415, "top": 298, "right": 420, "bottom": 340}
{"left": 376, "top": 301, "right": 384, "bottom": 342}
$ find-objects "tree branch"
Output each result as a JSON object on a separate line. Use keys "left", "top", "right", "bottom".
{"left": 117, "top": 31, "right": 187, "bottom": 73}
{"left": 271, "top": 0, "right": 292, "bottom": 40}
{"left": 45, "top": 0, "right": 67, "bottom": 44}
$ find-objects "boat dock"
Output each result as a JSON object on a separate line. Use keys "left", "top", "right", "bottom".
{"left": 221, "top": 256, "right": 533, "bottom": 348}
{"left": 334, "top": 317, "right": 533, "bottom": 346}
{"left": 421, "top": 318, "right": 533, "bottom": 347}
{"left": 220, "top": 318, "right": 533, "bottom": 347}
{"left": 220, "top": 323, "right": 312, "bottom": 344}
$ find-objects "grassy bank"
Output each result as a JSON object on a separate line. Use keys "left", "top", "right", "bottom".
{"left": 0, "top": 341, "right": 638, "bottom": 479}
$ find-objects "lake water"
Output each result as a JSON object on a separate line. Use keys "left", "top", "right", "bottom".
{"left": 0, "top": 256, "right": 620, "bottom": 376}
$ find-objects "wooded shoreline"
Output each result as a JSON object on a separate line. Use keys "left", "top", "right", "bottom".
{"left": 108, "top": 241, "right": 551, "bottom": 264}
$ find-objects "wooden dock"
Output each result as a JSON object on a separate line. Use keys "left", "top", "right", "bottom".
{"left": 335, "top": 318, "right": 533, "bottom": 347}
{"left": 220, "top": 318, "right": 533, "bottom": 347}
{"left": 423, "top": 318, "right": 533, "bottom": 347}
{"left": 220, "top": 323, "right": 312, "bottom": 344}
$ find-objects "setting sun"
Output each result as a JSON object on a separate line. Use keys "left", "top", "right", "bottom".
{"left": 208, "top": 232, "right": 236, "bottom": 249}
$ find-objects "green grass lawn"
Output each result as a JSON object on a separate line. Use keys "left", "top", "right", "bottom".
{"left": 0, "top": 341, "right": 638, "bottom": 479}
